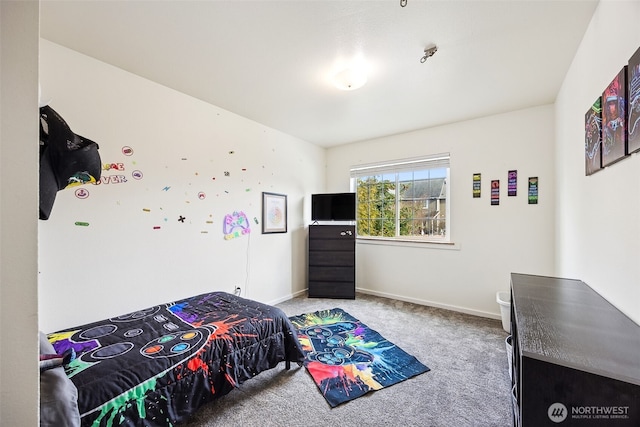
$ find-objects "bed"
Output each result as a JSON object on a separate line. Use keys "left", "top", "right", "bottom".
{"left": 44, "top": 291, "right": 305, "bottom": 426}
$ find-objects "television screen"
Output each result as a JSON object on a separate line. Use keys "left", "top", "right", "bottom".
{"left": 311, "top": 193, "right": 355, "bottom": 221}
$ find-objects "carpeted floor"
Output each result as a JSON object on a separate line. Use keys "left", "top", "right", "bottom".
{"left": 183, "top": 292, "right": 512, "bottom": 427}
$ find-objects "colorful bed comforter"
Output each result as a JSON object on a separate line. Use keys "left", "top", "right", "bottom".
{"left": 48, "top": 291, "right": 305, "bottom": 426}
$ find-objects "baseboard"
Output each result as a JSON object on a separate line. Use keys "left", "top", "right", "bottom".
{"left": 267, "top": 288, "right": 307, "bottom": 306}
{"left": 270, "top": 287, "right": 501, "bottom": 321}
{"left": 356, "top": 287, "right": 501, "bottom": 320}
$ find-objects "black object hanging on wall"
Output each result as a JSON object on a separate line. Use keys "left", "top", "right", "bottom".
{"left": 39, "top": 105, "right": 102, "bottom": 220}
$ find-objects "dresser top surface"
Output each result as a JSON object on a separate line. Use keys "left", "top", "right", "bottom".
{"left": 511, "top": 273, "right": 640, "bottom": 385}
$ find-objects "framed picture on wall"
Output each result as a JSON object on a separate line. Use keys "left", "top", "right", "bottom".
{"left": 585, "top": 96, "right": 602, "bottom": 175}
{"left": 262, "top": 192, "right": 287, "bottom": 233}
{"left": 628, "top": 46, "right": 640, "bottom": 154}
{"left": 601, "top": 66, "right": 628, "bottom": 167}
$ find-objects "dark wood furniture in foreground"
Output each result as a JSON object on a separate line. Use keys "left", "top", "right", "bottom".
{"left": 510, "top": 273, "right": 640, "bottom": 426}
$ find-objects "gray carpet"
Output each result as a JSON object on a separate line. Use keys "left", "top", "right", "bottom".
{"left": 183, "top": 293, "right": 512, "bottom": 427}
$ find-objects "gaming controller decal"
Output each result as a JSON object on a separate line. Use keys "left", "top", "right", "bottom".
{"left": 223, "top": 211, "right": 250, "bottom": 240}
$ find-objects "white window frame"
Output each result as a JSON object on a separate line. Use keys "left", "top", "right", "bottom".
{"left": 350, "top": 153, "right": 451, "bottom": 244}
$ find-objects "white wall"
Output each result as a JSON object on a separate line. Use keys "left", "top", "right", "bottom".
{"left": 555, "top": 0, "right": 640, "bottom": 325}
{"left": 0, "top": 1, "right": 40, "bottom": 425}
{"left": 38, "top": 40, "right": 325, "bottom": 332}
{"left": 326, "top": 105, "right": 556, "bottom": 318}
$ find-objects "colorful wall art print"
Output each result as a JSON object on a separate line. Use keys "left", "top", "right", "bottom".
{"left": 585, "top": 97, "right": 603, "bottom": 175}
{"left": 508, "top": 170, "right": 517, "bottom": 196}
{"left": 473, "top": 173, "right": 481, "bottom": 198}
{"left": 262, "top": 192, "right": 287, "bottom": 233}
{"left": 491, "top": 180, "right": 500, "bottom": 206}
{"left": 628, "top": 46, "right": 640, "bottom": 154}
{"left": 528, "top": 177, "right": 538, "bottom": 205}
{"left": 602, "top": 67, "right": 628, "bottom": 167}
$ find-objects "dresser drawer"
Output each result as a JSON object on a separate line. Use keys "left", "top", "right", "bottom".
{"left": 309, "top": 251, "right": 354, "bottom": 267}
{"left": 309, "top": 225, "right": 355, "bottom": 239}
{"left": 308, "top": 281, "right": 355, "bottom": 299}
{"left": 308, "top": 266, "right": 354, "bottom": 282}
{"left": 309, "top": 238, "right": 354, "bottom": 251}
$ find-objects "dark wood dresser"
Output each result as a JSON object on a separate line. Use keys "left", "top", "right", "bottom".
{"left": 510, "top": 273, "right": 640, "bottom": 426}
{"left": 308, "top": 225, "right": 355, "bottom": 299}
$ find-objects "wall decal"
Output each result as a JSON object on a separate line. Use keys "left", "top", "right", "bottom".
{"left": 223, "top": 211, "right": 250, "bottom": 240}
{"left": 132, "top": 170, "right": 143, "bottom": 180}
{"left": 122, "top": 146, "right": 133, "bottom": 156}
{"left": 75, "top": 188, "right": 90, "bottom": 199}
{"left": 99, "top": 175, "right": 127, "bottom": 184}
{"left": 103, "top": 163, "right": 125, "bottom": 171}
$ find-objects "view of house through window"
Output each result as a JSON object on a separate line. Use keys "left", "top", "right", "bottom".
{"left": 350, "top": 154, "right": 450, "bottom": 241}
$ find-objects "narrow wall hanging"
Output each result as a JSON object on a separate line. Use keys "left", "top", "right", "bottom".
{"left": 473, "top": 173, "right": 481, "bottom": 198}
{"left": 508, "top": 170, "right": 517, "bottom": 196}
{"left": 491, "top": 180, "right": 500, "bottom": 206}
{"left": 602, "top": 67, "right": 628, "bottom": 166}
{"left": 585, "top": 97, "right": 603, "bottom": 175}
{"left": 528, "top": 177, "right": 538, "bottom": 205}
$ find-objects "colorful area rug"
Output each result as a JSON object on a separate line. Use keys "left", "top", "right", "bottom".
{"left": 289, "top": 308, "right": 430, "bottom": 407}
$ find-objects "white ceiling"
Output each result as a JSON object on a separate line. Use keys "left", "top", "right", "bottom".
{"left": 39, "top": 0, "right": 598, "bottom": 148}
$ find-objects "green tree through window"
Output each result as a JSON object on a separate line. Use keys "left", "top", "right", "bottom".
{"left": 351, "top": 154, "right": 449, "bottom": 241}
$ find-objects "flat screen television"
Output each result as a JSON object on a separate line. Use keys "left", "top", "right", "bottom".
{"left": 311, "top": 192, "right": 356, "bottom": 221}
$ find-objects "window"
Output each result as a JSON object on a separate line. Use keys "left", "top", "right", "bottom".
{"left": 350, "top": 153, "right": 450, "bottom": 242}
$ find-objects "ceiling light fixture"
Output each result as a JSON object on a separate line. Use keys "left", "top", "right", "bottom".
{"left": 332, "top": 66, "right": 367, "bottom": 91}
{"left": 420, "top": 45, "right": 438, "bottom": 63}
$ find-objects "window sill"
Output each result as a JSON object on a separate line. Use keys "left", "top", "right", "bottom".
{"left": 356, "top": 236, "right": 460, "bottom": 250}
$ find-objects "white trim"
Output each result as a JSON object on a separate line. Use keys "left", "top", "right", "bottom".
{"left": 277, "top": 287, "right": 500, "bottom": 320}
{"left": 356, "top": 287, "right": 501, "bottom": 320}
{"left": 267, "top": 289, "right": 307, "bottom": 306}
{"left": 350, "top": 153, "right": 450, "bottom": 176}
{"left": 356, "top": 236, "right": 460, "bottom": 250}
